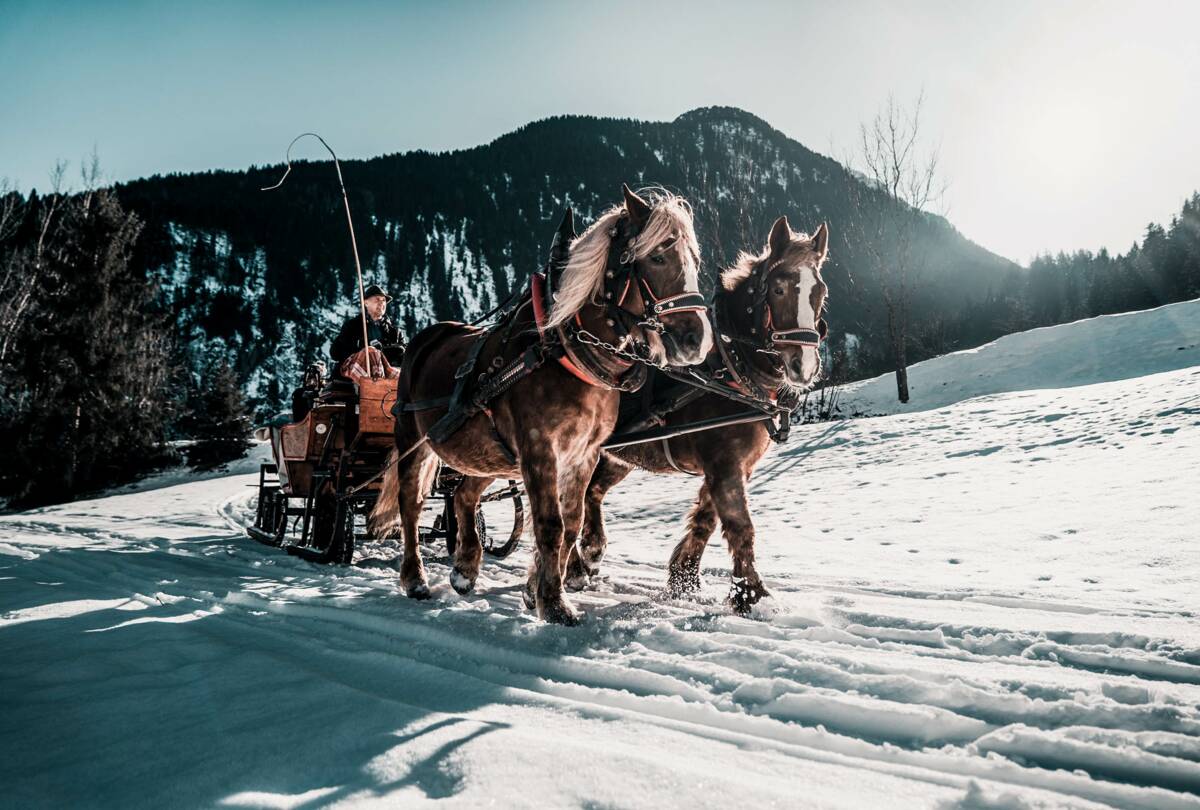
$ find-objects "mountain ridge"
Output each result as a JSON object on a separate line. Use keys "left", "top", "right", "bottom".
{"left": 116, "top": 106, "right": 1022, "bottom": 412}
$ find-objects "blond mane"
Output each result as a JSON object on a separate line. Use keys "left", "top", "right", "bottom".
{"left": 547, "top": 190, "right": 700, "bottom": 329}
{"left": 719, "top": 230, "right": 821, "bottom": 292}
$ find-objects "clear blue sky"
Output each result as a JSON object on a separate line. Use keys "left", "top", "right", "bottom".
{"left": 2, "top": 0, "right": 1198, "bottom": 263}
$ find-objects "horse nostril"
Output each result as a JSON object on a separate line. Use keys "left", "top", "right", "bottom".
{"left": 790, "top": 357, "right": 804, "bottom": 377}
{"left": 683, "top": 331, "right": 701, "bottom": 351}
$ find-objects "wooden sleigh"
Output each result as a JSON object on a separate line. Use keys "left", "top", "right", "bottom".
{"left": 248, "top": 348, "right": 525, "bottom": 564}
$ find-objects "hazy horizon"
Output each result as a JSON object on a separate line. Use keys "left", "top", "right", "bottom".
{"left": 3, "top": 0, "right": 1198, "bottom": 265}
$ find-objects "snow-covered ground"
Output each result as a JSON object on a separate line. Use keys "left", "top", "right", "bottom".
{"left": 3, "top": 300, "right": 1199, "bottom": 809}
{"left": 842, "top": 297, "right": 1200, "bottom": 416}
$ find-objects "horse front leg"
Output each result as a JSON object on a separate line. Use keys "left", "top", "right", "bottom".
{"left": 450, "top": 474, "right": 495, "bottom": 595}
{"left": 709, "top": 472, "right": 769, "bottom": 615}
{"left": 565, "top": 452, "right": 632, "bottom": 591}
{"left": 666, "top": 481, "right": 717, "bottom": 597}
{"left": 519, "top": 448, "right": 579, "bottom": 625}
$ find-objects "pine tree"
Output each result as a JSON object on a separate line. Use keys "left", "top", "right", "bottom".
{"left": 0, "top": 183, "right": 176, "bottom": 505}
{"left": 179, "top": 352, "right": 252, "bottom": 471}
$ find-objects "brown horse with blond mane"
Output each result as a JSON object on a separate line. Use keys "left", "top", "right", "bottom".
{"left": 374, "top": 186, "right": 712, "bottom": 624}
{"left": 564, "top": 216, "right": 830, "bottom": 614}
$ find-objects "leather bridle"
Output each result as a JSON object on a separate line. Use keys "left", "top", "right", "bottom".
{"left": 599, "top": 214, "right": 708, "bottom": 349}
{"left": 744, "top": 255, "right": 827, "bottom": 351}
{"left": 544, "top": 209, "right": 708, "bottom": 391}
{"left": 713, "top": 254, "right": 827, "bottom": 403}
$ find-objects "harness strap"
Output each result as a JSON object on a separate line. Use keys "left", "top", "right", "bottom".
{"left": 769, "top": 327, "right": 822, "bottom": 346}
{"left": 532, "top": 272, "right": 605, "bottom": 387}
{"left": 426, "top": 329, "right": 493, "bottom": 444}
{"left": 402, "top": 396, "right": 451, "bottom": 412}
{"left": 661, "top": 437, "right": 699, "bottom": 476}
{"left": 532, "top": 272, "right": 641, "bottom": 390}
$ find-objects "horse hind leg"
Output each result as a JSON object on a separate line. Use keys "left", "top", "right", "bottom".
{"left": 396, "top": 440, "right": 439, "bottom": 600}
{"left": 667, "top": 481, "right": 717, "bottom": 597}
{"left": 565, "top": 452, "right": 631, "bottom": 591}
{"left": 449, "top": 474, "right": 494, "bottom": 595}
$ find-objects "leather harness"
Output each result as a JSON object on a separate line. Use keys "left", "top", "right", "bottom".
{"left": 621, "top": 251, "right": 829, "bottom": 454}
{"left": 399, "top": 206, "right": 708, "bottom": 456}
{"left": 397, "top": 207, "right": 828, "bottom": 464}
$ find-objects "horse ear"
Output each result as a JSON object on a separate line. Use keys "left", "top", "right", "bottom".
{"left": 768, "top": 215, "right": 792, "bottom": 258}
{"left": 812, "top": 222, "right": 830, "bottom": 263}
{"left": 622, "top": 183, "right": 651, "bottom": 226}
{"left": 558, "top": 207, "right": 577, "bottom": 240}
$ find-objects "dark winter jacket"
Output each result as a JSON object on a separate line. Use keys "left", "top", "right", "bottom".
{"left": 330, "top": 314, "right": 406, "bottom": 366}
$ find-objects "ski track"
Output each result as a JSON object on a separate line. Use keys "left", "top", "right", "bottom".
{"left": 3, "top": 318, "right": 1200, "bottom": 806}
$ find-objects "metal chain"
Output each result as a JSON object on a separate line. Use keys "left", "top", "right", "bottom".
{"left": 573, "top": 328, "right": 661, "bottom": 367}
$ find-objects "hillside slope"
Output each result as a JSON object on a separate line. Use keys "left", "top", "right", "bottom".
{"left": 842, "top": 296, "right": 1200, "bottom": 415}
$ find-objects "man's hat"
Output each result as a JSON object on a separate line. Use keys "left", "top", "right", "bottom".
{"left": 363, "top": 283, "right": 392, "bottom": 301}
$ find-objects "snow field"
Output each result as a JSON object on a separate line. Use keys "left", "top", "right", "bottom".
{"left": 2, "top": 299, "right": 1199, "bottom": 808}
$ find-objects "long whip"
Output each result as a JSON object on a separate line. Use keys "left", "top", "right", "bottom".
{"left": 262, "top": 133, "right": 372, "bottom": 376}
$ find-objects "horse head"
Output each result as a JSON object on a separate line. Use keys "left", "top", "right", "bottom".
{"left": 720, "top": 216, "right": 830, "bottom": 392}
{"left": 547, "top": 185, "right": 712, "bottom": 368}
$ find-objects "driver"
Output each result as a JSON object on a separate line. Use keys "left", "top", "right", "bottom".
{"left": 330, "top": 283, "right": 406, "bottom": 372}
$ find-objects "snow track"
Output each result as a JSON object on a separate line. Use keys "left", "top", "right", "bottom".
{"left": 3, "top": 304, "right": 1200, "bottom": 808}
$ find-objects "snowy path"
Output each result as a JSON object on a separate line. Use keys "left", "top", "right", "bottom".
{"left": 3, "top": 307, "right": 1200, "bottom": 807}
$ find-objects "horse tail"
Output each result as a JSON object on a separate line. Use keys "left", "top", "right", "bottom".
{"left": 368, "top": 446, "right": 402, "bottom": 535}
{"left": 367, "top": 441, "right": 440, "bottom": 538}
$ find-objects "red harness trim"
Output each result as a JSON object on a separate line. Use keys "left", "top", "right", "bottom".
{"left": 727, "top": 379, "right": 779, "bottom": 403}
{"left": 530, "top": 273, "right": 610, "bottom": 388}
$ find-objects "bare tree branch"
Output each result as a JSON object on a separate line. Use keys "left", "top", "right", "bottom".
{"left": 841, "top": 92, "right": 945, "bottom": 403}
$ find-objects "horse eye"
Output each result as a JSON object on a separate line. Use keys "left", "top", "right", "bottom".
{"left": 773, "top": 287, "right": 785, "bottom": 296}
{"left": 650, "top": 254, "right": 666, "bottom": 265}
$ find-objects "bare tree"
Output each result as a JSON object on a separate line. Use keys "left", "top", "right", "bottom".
{"left": 0, "top": 163, "right": 68, "bottom": 364}
{"left": 845, "top": 93, "right": 945, "bottom": 403}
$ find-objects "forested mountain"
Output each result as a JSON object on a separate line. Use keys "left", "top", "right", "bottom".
{"left": 115, "top": 107, "right": 1024, "bottom": 412}
{"left": 4, "top": 107, "right": 1198, "bottom": 503}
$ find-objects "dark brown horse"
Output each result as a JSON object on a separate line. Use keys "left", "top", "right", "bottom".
{"left": 373, "top": 186, "right": 712, "bottom": 624}
{"left": 563, "top": 216, "right": 830, "bottom": 614}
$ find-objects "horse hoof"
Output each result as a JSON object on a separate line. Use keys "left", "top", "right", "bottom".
{"left": 521, "top": 580, "right": 536, "bottom": 611}
{"left": 406, "top": 582, "right": 432, "bottom": 600}
{"left": 541, "top": 598, "right": 581, "bottom": 626}
{"left": 728, "top": 580, "right": 769, "bottom": 616}
{"left": 450, "top": 567, "right": 476, "bottom": 595}
{"left": 561, "top": 556, "right": 590, "bottom": 595}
